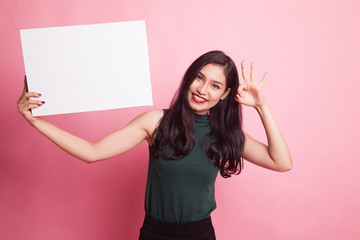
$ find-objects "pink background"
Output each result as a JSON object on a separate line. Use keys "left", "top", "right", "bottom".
{"left": 1, "top": 0, "right": 360, "bottom": 239}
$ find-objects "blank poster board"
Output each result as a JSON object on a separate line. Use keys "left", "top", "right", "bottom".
{"left": 20, "top": 20, "right": 153, "bottom": 116}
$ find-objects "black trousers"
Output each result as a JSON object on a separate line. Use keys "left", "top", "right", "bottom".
{"left": 139, "top": 215, "right": 216, "bottom": 240}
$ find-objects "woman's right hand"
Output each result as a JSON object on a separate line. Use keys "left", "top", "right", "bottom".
{"left": 17, "top": 76, "right": 44, "bottom": 124}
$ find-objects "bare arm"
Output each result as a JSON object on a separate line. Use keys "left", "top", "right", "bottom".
{"left": 17, "top": 77, "right": 163, "bottom": 163}
{"left": 236, "top": 62, "right": 292, "bottom": 172}
{"left": 242, "top": 104, "right": 292, "bottom": 171}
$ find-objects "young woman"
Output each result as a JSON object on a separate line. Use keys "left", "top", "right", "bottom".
{"left": 17, "top": 50, "right": 292, "bottom": 240}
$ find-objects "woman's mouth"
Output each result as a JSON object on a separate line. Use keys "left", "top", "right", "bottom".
{"left": 192, "top": 93, "right": 207, "bottom": 103}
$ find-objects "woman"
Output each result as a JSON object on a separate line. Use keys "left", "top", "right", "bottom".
{"left": 17, "top": 50, "right": 292, "bottom": 239}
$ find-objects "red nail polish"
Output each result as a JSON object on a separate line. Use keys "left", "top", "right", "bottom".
{"left": 38, "top": 93, "right": 42, "bottom": 97}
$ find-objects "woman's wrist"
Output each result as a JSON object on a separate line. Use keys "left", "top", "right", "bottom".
{"left": 28, "top": 116, "right": 42, "bottom": 127}
{"left": 255, "top": 102, "right": 268, "bottom": 113}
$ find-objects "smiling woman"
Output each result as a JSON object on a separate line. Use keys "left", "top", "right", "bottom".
{"left": 151, "top": 51, "right": 245, "bottom": 179}
{"left": 17, "top": 50, "right": 292, "bottom": 240}
{"left": 188, "top": 63, "right": 231, "bottom": 115}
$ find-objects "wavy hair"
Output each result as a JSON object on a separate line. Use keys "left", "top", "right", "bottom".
{"left": 150, "top": 50, "right": 244, "bottom": 178}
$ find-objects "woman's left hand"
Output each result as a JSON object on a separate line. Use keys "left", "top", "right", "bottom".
{"left": 235, "top": 61, "right": 267, "bottom": 108}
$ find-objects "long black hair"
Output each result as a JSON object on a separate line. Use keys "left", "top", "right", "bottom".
{"left": 150, "top": 50, "right": 244, "bottom": 178}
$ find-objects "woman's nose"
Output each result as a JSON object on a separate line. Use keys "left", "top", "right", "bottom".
{"left": 197, "top": 82, "right": 208, "bottom": 95}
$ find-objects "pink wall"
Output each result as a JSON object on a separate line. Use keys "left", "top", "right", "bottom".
{"left": 1, "top": 0, "right": 360, "bottom": 239}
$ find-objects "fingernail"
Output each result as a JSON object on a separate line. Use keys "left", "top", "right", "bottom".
{"left": 41, "top": 101, "right": 45, "bottom": 104}
{"left": 38, "top": 93, "right": 42, "bottom": 96}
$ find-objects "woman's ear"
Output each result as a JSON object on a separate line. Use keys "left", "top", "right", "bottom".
{"left": 221, "top": 88, "right": 231, "bottom": 100}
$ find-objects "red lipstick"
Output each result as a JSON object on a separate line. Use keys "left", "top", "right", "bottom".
{"left": 192, "top": 93, "right": 207, "bottom": 103}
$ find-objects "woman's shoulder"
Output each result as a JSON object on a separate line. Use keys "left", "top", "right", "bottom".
{"left": 134, "top": 109, "right": 164, "bottom": 130}
{"left": 133, "top": 110, "right": 164, "bottom": 143}
{"left": 140, "top": 109, "right": 164, "bottom": 120}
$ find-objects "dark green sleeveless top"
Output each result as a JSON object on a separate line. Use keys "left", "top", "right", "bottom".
{"left": 145, "top": 111, "right": 219, "bottom": 223}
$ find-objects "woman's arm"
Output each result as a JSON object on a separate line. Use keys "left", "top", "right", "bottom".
{"left": 17, "top": 77, "right": 163, "bottom": 163}
{"left": 236, "top": 62, "right": 292, "bottom": 172}
{"left": 242, "top": 104, "right": 292, "bottom": 171}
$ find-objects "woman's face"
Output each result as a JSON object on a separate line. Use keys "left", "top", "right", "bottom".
{"left": 187, "top": 63, "right": 231, "bottom": 115}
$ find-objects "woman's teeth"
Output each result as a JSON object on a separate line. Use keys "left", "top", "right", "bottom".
{"left": 193, "top": 94, "right": 207, "bottom": 102}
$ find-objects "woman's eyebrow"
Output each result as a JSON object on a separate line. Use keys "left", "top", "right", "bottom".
{"left": 213, "top": 80, "right": 224, "bottom": 86}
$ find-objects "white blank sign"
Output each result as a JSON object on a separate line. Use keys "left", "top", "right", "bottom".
{"left": 20, "top": 20, "right": 153, "bottom": 116}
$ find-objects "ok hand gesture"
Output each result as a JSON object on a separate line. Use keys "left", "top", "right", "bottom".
{"left": 235, "top": 61, "right": 267, "bottom": 108}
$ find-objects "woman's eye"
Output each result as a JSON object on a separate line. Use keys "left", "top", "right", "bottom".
{"left": 212, "top": 84, "right": 220, "bottom": 89}
{"left": 196, "top": 75, "right": 203, "bottom": 81}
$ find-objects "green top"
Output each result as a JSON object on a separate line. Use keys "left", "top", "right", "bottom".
{"left": 145, "top": 111, "right": 219, "bottom": 223}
